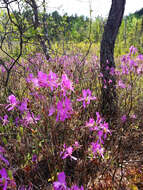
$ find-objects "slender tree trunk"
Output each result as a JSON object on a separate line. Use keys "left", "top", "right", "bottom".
{"left": 27, "top": 0, "right": 51, "bottom": 60}
{"left": 100, "top": 0, "right": 126, "bottom": 118}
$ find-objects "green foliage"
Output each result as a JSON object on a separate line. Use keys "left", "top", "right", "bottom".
{"left": 1, "top": 7, "right": 143, "bottom": 57}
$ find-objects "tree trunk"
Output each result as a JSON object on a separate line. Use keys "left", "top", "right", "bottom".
{"left": 100, "top": 0, "right": 126, "bottom": 118}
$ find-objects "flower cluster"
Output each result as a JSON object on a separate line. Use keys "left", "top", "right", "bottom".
{"left": 60, "top": 142, "right": 80, "bottom": 160}
{"left": 53, "top": 172, "right": 84, "bottom": 190}
{"left": 77, "top": 89, "right": 96, "bottom": 108}
{"left": 1, "top": 52, "right": 114, "bottom": 189}
{"left": 0, "top": 146, "right": 16, "bottom": 190}
{"left": 85, "top": 112, "right": 111, "bottom": 158}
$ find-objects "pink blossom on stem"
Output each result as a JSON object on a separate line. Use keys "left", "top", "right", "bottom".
{"left": 0, "top": 115, "right": 9, "bottom": 126}
{"left": 61, "top": 73, "right": 74, "bottom": 95}
{"left": 118, "top": 80, "right": 126, "bottom": 89}
{"left": 53, "top": 172, "right": 67, "bottom": 190}
{"left": 56, "top": 97, "right": 73, "bottom": 121}
{"left": 47, "top": 70, "right": 59, "bottom": 91}
{"left": 18, "top": 99, "right": 28, "bottom": 112}
{"left": 26, "top": 73, "right": 39, "bottom": 87}
{"left": 121, "top": 115, "right": 127, "bottom": 122}
{"left": 23, "top": 112, "right": 40, "bottom": 125}
{"left": 0, "top": 146, "right": 9, "bottom": 166}
{"left": 48, "top": 105, "right": 56, "bottom": 116}
{"left": 77, "top": 89, "right": 96, "bottom": 108}
{"left": 6, "top": 95, "right": 17, "bottom": 111}
{"left": 38, "top": 71, "right": 48, "bottom": 87}
{"left": 61, "top": 145, "right": 77, "bottom": 160}
{"left": 91, "top": 142, "right": 104, "bottom": 158}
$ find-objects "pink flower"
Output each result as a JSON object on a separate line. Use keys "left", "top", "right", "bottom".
{"left": 0, "top": 168, "right": 8, "bottom": 190}
{"left": 91, "top": 142, "right": 104, "bottom": 158}
{"left": 131, "top": 114, "right": 136, "bottom": 119}
{"left": 61, "top": 74, "right": 74, "bottom": 95}
{"left": 48, "top": 105, "right": 55, "bottom": 116}
{"left": 47, "top": 70, "right": 59, "bottom": 91}
{"left": 0, "top": 146, "right": 9, "bottom": 166}
{"left": 118, "top": 80, "right": 126, "bottom": 88}
{"left": 121, "top": 115, "right": 127, "bottom": 122}
{"left": 56, "top": 97, "right": 73, "bottom": 121}
{"left": 53, "top": 172, "right": 67, "bottom": 190}
{"left": 61, "top": 145, "right": 77, "bottom": 160}
{"left": 86, "top": 118, "right": 98, "bottom": 131}
{"left": 129, "top": 46, "right": 137, "bottom": 56}
{"left": 26, "top": 73, "right": 39, "bottom": 87}
{"left": 77, "top": 89, "right": 96, "bottom": 108}
{"left": 96, "top": 112, "right": 102, "bottom": 123}
{"left": 18, "top": 99, "right": 28, "bottom": 112}
{"left": 0, "top": 115, "right": 9, "bottom": 126}
{"left": 109, "top": 67, "right": 115, "bottom": 75}
{"left": 73, "top": 141, "right": 80, "bottom": 148}
{"left": 23, "top": 112, "right": 40, "bottom": 125}
{"left": 38, "top": 71, "right": 48, "bottom": 87}
{"left": 86, "top": 113, "right": 110, "bottom": 144}
{"left": 0, "top": 168, "right": 15, "bottom": 190}
{"left": 53, "top": 172, "right": 84, "bottom": 190}
{"left": 6, "top": 95, "right": 17, "bottom": 111}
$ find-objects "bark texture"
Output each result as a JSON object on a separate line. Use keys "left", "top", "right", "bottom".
{"left": 100, "top": 0, "right": 126, "bottom": 118}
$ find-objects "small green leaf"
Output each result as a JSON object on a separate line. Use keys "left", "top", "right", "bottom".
{"left": 2, "top": 137, "right": 7, "bottom": 144}
{"left": 20, "top": 127, "right": 23, "bottom": 135}
{"left": 17, "top": 133, "right": 21, "bottom": 142}
{"left": 8, "top": 170, "right": 13, "bottom": 179}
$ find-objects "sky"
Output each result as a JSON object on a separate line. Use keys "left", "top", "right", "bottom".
{"left": 47, "top": 0, "right": 143, "bottom": 18}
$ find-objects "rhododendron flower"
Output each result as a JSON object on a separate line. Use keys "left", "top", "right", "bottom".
{"left": 61, "top": 74, "right": 74, "bottom": 95}
{"left": 73, "top": 141, "right": 80, "bottom": 148}
{"left": 77, "top": 89, "right": 96, "bottom": 108}
{"left": 137, "top": 54, "right": 143, "bottom": 61}
{"left": 32, "top": 154, "right": 37, "bottom": 162}
{"left": 47, "top": 70, "right": 59, "bottom": 91}
{"left": 100, "top": 122, "right": 111, "bottom": 139}
{"left": 61, "top": 146, "right": 77, "bottom": 160}
{"left": 85, "top": 113, "right": 110, "bottom": 148}
{"left": 129, "top": 46, "right": 137, "bottom": 56}
{"left": 48, "top": 105, "right": 56, "bottom": 116}
{"left": 109, "top": 67, "right": 115, "bottom": 76}
{"left": 26, "top": 73, "right": 39, "bottom": 87}
{"left": 56, "top": 97, "right": 73, "bottom": 121}
{"left": 6, "top": 95, "right": 17, "bottom": 111}
{"left": 18, "top": 99, "right": 28, "bottom": 112}
{"left": 0, "top": 115, "right": 9, "bottom": 126}
{"left": 0, "top": 65, "right": 6, "bottom": 73}
{"left": 129, "top": 59, "right": 137, "bottom": 69}
{"left": 0, "top": 168, "right": 8, "bottom": 190}
{"left": 0, "top": 168, "right": 16, "bottom": 190}
{"left": 118, "top": 80, "right": 126, "bottom": 88}
{"left": 38, "top": 71, "right": 48, "bottom": 87}
{"left": 53, "top": 172, "right": 84, "bottom": 190}
{"left": 91, "top": 142, "right": 104, "bottom": 158}
{"left": 53, "top": 172, "right": 67, "bottom": 190}
{"left": 96, "top": 112, "right": 102, "bottom": 123}
{"left": 24, "top": 112, "right": 40, "bottom": 125}
{"left": 0, "top": 146, "right": 9, "bottom": 166}
{"left": 131, "top": 114, "right": 136, "bottom": 119}
{"left": 86, "top": 118, "right": 98, "bottom": 131}
{"left": 121, "top": 115, "right": 127, "bottom": 122}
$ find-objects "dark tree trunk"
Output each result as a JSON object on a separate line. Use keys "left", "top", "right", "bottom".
{"left": 100, "top": 0, "right": 126, "bottom": 118}
{"left": 26, "top": 0, "right": 51, "bottom": 60}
